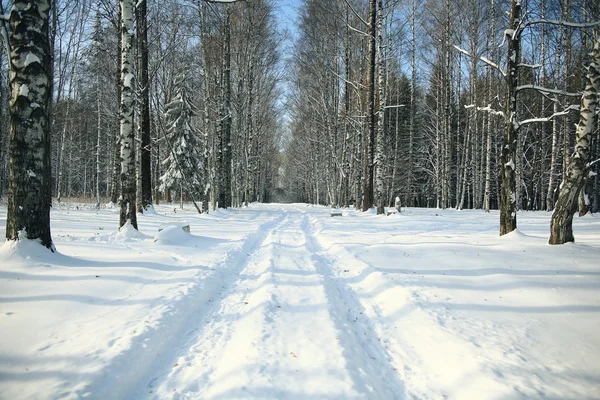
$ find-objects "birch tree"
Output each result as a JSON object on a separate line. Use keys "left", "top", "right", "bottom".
{"left": 363, "top": 0, "right": 377, "bottom": 211}
{"left": 5, "top": 0, "right": 54, "bottom": 250}
{"left": 549, "top": 35, "right": 600, "bottom": 244}
{"left": 118, "top": 0, "right": 137, "bottom": 230}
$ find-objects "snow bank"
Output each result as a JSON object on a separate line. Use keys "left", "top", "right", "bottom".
{"left": 154, "top": 224, "right": 192, "bottom": 245}
{"left": 0, "top": 237, "right": 53, "bottom": 262}
{"left": 117, "top": 220, "right": 148, "bottom": 239}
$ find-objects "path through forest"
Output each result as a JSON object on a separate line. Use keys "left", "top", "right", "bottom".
{"left": 142, "top": 211, "right": 404, "bottom": 399}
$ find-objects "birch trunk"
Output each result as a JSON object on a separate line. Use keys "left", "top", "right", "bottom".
{"left": 96, "top": 65, "right": 101, "bottom": 208}
{"left": 549, "top": 36, "right": 600, "bottom": 244}
{"left": 500, "top": 0, "right": 520, "bottom": 235}
{"left": 408, "top": 0, "right": 416, "bottom": 208}
{"left": 375, "top": 0, "right": 385, "bottom": 215}
{"left": 6, "top": 0, "right": 53, "bottom": 249}
{"left": 362, "top": 0, "right": 376, "bottom": 211}
{"left": 118, "top": 0, "right": 137, "bottom": 230}
{"left": 110, "top": 3, "right": 122, "bottom": 205}
{"left": 483, "top": 0, "right": 495, "bottom": 212}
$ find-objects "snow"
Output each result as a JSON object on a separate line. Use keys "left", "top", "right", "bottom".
{"left": 0, "top": 203, "right": 599, "bottom": 399}
{"left": 124, "top": 73, "right": 134, "bottom": 88}
{"left": 24, "top": 53, "right": 41, "bottom": 67}
{"left": 506, "top": 158, "right": 515, "bottom": 170}
{"left": 18, "top": 84, "right": 29, "bottom": 98}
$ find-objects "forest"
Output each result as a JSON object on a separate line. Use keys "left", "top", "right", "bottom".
{"left": 1, "top": 1, "right": 599, "bottom": 397}
{"left": 0, "top": 0, "right": 599, "bottom": 246}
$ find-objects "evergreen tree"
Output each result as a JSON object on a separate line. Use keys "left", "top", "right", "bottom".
{"left": 160, "top": 71, "right": 204, "bottom": 209}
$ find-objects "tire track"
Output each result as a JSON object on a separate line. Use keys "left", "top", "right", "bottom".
{"left": 79, "top": 210, "right": 287, "bottom": 400}
{"left": 302, "top": 214, "right": 406, "bottom": 399}
{"left": 149, "top": 213, "right": 294, "bottom": 398}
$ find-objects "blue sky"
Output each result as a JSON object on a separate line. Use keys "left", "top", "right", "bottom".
{"left": 276, "top": 0, "right": 301, "bottom": 39}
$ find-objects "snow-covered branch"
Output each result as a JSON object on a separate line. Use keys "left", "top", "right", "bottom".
{"left": 518, "top": 63, "right": 542, "bottom": 69}
{"left": 520, "top": 18, "right": 600, "bottom": 33}
{"left": 326, "top": 66, "right": 365, "bottom": 91}
{"left": 346, "top": 22, "right": 371, "bottom": 37}
{"left": 452, "top": 45, "right": 506, "bottom": 77}
{"left": 465, "top": 104, "right": 505, "bottom": 117}
{"left": 342, "top": 0, "right": 368, "bottom": 27}
{"left": 517, "top": 104, "right": 579, "bottom": 127}
{"left": 516, "top": 84, "right": 581, "bottom": 98}
{"left": 587, "top": 158, "right": 600, "bottom": 169}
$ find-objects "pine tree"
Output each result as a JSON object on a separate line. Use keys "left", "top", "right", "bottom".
{"left": 160, "top": 71, "right": 204, "bottom": 209}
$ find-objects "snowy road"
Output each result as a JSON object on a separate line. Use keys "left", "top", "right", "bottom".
{"left": 1, "top": 203, "right": 599, "bottom": 399}
{"left": 144, "top": 212, "right": 403, "bottom": 399}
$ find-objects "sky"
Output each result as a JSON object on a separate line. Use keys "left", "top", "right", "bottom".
{"left": 276, "top": 0, "right": 301, "bottom": 40}
{"left": 273, "top": 0, "right": 302, "bottom": 138}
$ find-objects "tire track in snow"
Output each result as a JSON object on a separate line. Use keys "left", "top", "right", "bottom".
{"left": 302, "top": 214, "right": 407, "bottom": 399}
{"left": 78, "top": 209, "right": 287, "bottom": 400}
{"left": 152, "top": 209, "right": 405, "bottom": 399}
{"left": 151, "top": 212, "right": 295, "bottom": 398}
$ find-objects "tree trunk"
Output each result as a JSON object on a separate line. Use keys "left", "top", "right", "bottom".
{"left": 546, "top": 101, "right": 559, "bottom": 210}
{"left": 549, "top": 37, "right": 600, "bottom": 244}
{"left": 219, "top": 5, "right": 233, "bottom": 209}
{"left": 96, "top": 63, "right": 102, "bottom": 208}
{"left": 362, "top": 0, "right": 376, "bottom": 211}
{"left": 137, "top": 0, "right": 152, "bottom": 212}
{"left": 110, "top": 2, "right": 122, "bottom": 205}
{"left": 375, "top": 0, "right": 385, "bottom": 215}
{"left": 6, "top": 0, "right": 53, "bottom": 250}
{"left": 118, "top": 0, "right": 137, "bottom": 230}
{"left": 408, "top": 0, "right": 416, "bottom": 208}
{"left": 500, "top": 0, "right": 521, "bottom": 235}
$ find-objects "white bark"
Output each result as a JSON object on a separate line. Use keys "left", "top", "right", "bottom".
{"left": 119, "top": 0, "right": 137, "bottom": 229}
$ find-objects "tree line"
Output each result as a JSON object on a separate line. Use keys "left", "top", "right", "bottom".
{"left": 0, "top": 0, "right": 599, "bottom": 251}
{"left": 281, "top": 0, "right": 600, "bottom": 242}
{"left": 0, "top": 0, "right": 283, "bottom": 250}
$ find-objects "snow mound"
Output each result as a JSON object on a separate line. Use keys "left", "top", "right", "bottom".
{"left": 0, "top": 238, "right": 55, "bottom": 262}
{"left": 154, "top": 225, "right": 193, "bottom": 245}
{"left": 118, "top": 220, "right": 147, "bottom": 239}
{"left": 498, "top": 228, "right": 538, "bottom": 244}
{"left": 143, "top": 205, "right": 157, "bottom": 215}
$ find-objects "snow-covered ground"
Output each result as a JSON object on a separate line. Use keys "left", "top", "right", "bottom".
{"left": 0, "top": 202, "right": 599, "bottom": 400}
